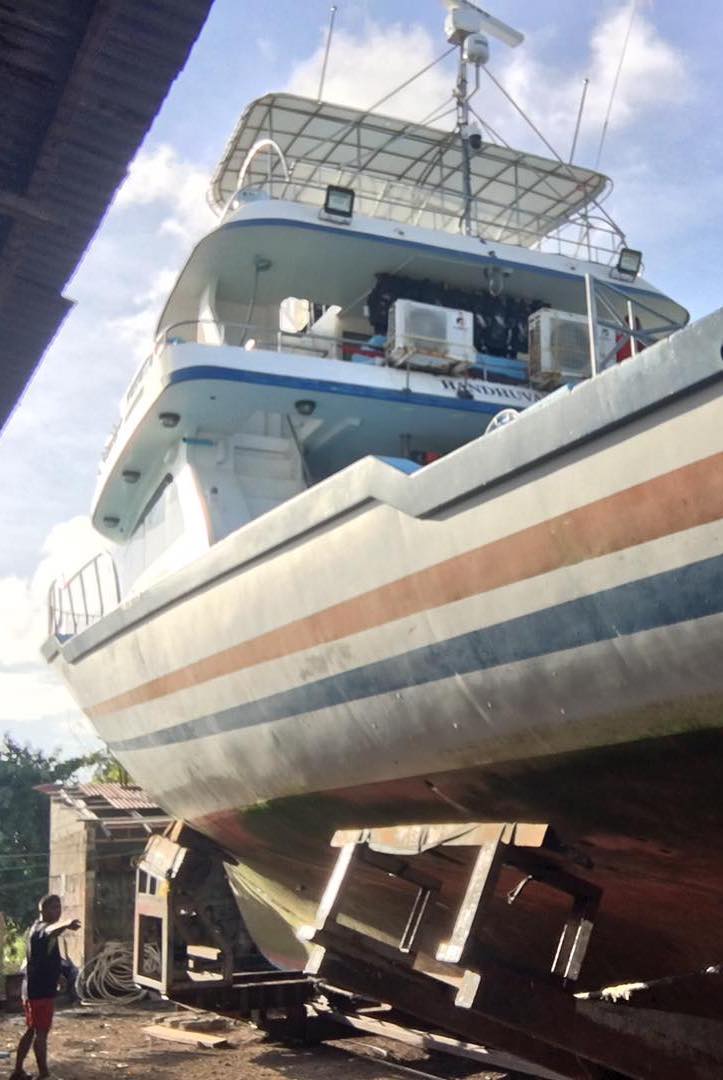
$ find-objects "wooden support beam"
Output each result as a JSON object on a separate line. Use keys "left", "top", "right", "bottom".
{"left": 0, "top": 189, "right": 61, "bottom": 227}
{"left": 325, "top": 1008, "right": 572, "bottom": 1080}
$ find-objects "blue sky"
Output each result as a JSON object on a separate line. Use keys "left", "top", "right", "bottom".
{"left": 1, "top": 0, "right": 721, "bottom": 755}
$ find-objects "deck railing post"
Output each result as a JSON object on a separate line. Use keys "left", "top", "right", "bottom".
{"left": 626, "top": 298, "right": 638, "bottom": 358}
{"left": 584, "top": 273, "right": 600, "bottom": 376}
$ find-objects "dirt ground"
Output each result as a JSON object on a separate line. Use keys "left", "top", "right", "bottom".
{"left": 0, "top": 1001, "right": 511, "bottom": 1080}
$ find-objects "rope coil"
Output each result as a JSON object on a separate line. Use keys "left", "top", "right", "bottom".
{"left": 77, "top": 940, "right": 160, "bottom": 1003}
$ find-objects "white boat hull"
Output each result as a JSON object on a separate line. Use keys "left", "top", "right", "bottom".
{"left": 46, "top": 311, "right": 723, "bottom": 984}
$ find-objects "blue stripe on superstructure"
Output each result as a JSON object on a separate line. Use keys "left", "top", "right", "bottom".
{"left": 106, "top": 553, "right": 723, "bottom": 753}
{"left": 219, "top": 216, "right": 580, "bottom": 283}
{"left": 217, "top": 217, "right": 672, "bottom": 305}
{"left": 165, "top": 365, "right": 526, "bottom": 415}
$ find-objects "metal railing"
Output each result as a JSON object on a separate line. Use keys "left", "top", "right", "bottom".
{"left": 228, "top": 169, "right": 625, "bottom": 264}
{"left": 583, "top": 274, "right": 685, "bottom": 375}
{"left": 101, "top": 283, "right": 685, "bottom": 467}
{"left": 156, "top": 319, "right": 380, "bottom": 359}
{"left": 100, "top": 322, "right": 376, "bottom": 464}
{"left": 47, "top": 551, "right": 121, "bottom": 637}
{"left": 157, "top": 295, "right": 685, "bottom": 380}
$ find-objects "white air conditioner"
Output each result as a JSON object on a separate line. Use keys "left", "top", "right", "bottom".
{"left": 528, "top": 309, "right": 618, "bottom": 386}
{"left": 386, "top": 299, "right": 476, "bottom": 374}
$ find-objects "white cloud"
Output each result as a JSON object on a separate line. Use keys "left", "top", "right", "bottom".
{"left": 0, "top": 516, "right": 107, "bottom": 738}
{"left": 1, "top": 516, "right": 104, "bottom": 665}
{"left": 110, "top": 266, "right": 180, "bottom": 361}
{"left": 38, "top": 515, "right": 106, "bottom": 582}
{"left": 495, "top": 3, "right": 690, "bottom": 156}
{"left": 585, "top": 3, "right": 689, "bottom": 133}
{"left": 284, "top": 6, "right": 688, "bottom": 170}
{"left": 287, "top": 22, "right": 454, "bottom": 123}
{"left": 104, "top": 146, "right": 218, "bottom": 360}
{"left": 116, "top": 144, "right": 216, "bottom": 243}
{"left": 0, "top": 670, "right": 78, "bottom": 725}
{"left": 0, "top": 576, "right": 37, "bottom": 666}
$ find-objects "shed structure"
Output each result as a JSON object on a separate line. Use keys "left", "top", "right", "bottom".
{"left": 40, "top": 782, "right": 171, "bottom": 969}
{"left": 0, "top": 0, "right": 213, "bottom": 431}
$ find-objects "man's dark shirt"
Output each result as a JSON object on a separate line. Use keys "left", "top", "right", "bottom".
{"left": 24, "top": 920, "right": 61, "bottom": 1000}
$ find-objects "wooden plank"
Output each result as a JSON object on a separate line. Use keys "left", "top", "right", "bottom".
{"left": 314, "top": 922, "right": 723, "bottom": 1080}
{"left": 327, "top": 1009, "right": 571, "bottom": 1080}
{"left": 141, "top": 1024, "right": 230, "bottom": 1048}
{"left": 331, "top": 822, "right": 551, "bottom": 851}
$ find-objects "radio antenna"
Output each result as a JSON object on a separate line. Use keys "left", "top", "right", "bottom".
{"left": 595, "top": 0, "right": 637, "bottom": 168}
{"left": 569, "top": 77, "right": 589, "bottom": 163}
{"left": 317, "top": 5, "right": 338, "bottom": 102}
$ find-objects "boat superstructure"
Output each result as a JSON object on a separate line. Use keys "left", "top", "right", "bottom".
{"left": 81, "top": 86, "right": 685, "bottom": 593}
{"left": 44, "top": 4, "right": 722, "bottom": 1075}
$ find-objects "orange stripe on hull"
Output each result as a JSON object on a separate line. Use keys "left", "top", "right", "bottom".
{"left": 86, "top": 450, "right": 723, "bottom": 719}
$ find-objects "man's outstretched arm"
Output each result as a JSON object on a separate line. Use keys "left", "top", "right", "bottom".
{"left": 44, "top": 918, "right": 81, "bottom": 939}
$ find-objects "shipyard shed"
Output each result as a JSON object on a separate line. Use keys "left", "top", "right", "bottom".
{"left": 0, "top": 0, "right": 213, "bottom": 432}
{"left": 39, "top": 782, "right": 171, "bottom": 969}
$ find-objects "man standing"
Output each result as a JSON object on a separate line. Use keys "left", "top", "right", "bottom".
{"left": 10, "top": 895, "right": 80, "bottom": 1080}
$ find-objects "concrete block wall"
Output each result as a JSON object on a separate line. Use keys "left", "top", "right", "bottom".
{"left": 47, "top": 801, "right": 93, "bottom": 967}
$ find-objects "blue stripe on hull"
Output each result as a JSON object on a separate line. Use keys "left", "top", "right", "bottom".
{"left": 108, "top": 552, "right": 723, "bottom": 752}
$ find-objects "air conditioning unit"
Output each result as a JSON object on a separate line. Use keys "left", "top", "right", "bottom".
{"left": 386, "top": 299, "right": 476, "bottom": 374}
{"left": 528, "top": 309, "right": 618, "bottom": 386}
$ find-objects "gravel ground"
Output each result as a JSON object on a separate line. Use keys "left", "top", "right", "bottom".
{"left": 0, "top": 1002, "right": 510, "bottom": 1080}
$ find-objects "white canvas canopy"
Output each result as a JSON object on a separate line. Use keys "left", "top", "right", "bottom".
{"left": 209, "top": 93, "right": 611, "bottom": 247}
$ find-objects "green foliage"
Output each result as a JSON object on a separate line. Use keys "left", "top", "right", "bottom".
{"left": 2, "top": 919, "right": 25, "bottom": 973}
{"left": 86, "top": 748, "right": 130, "bottom": 785}
{"left": 0, "top": 734, "right": 88, "bottom": 928}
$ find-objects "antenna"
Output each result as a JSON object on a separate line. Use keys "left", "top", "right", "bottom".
{"left": 569, "top": 77, "right": 589, "bottom": 164}
{"left": 317, "top": 5, "right": 338, "bottom": 102}
{"left": 441, "top": 1, "right": 524, "bottom": 235}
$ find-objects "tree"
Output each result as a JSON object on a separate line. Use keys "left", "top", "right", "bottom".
{"left": 86, "top": 748, "right": 130, "bottom": 785}
{"left": 0, "top": 735, "right": 88, "bottom": 928}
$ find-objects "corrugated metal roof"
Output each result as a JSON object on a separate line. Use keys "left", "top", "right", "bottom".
{"left": 0, "top": 0, "right": 213, "bottom": 431}
{"left": 75, "top": 781, "right": 161, "bottom": 810}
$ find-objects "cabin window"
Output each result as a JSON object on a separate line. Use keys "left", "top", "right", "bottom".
{"left": 124, "top": 473, "right": 183, "bottom": 581}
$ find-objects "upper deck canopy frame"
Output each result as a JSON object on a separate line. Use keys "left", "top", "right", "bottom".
{"left": 209, "top": 93, "right": 614, "bottom": 250}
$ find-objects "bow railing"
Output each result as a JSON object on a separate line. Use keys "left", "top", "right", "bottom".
{"left": 48, "top": 551, "right": 121, "bottom": 637}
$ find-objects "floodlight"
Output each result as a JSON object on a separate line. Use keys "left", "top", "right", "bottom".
{"left": 615, "top": 247, "right": 642, "bottom": 280}
{"left": 323, "top": 185, "right": 355, "bottom": 221}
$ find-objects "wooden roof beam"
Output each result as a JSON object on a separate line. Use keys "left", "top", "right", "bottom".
{"left": 0, "top": 188, "right": 62, "bottom": 227}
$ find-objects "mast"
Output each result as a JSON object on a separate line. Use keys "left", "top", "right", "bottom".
{"left": 455, "top": 51, "right": 473, "bottom": 236}
{"left": 443, "top": 1, "right": 524, "bottom": 237}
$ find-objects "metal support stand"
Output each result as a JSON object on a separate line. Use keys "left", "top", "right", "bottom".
{"left": 302, "top": 821, "right": 720, "bottom": 1080}
{"left": 304, "top": 821, "right": 598, "bottom": 988}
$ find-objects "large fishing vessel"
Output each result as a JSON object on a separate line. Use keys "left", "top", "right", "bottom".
{"left": 44, "top": 4, "right": 722, "bottom": 1074}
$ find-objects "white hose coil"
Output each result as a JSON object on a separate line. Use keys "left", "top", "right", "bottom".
{"left": 77, "top": 940, "right": 160, "bottom": 1003}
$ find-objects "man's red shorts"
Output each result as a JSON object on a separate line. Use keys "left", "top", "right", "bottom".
{"left": 24, "top": 997, "right": 54, "bottom": 1031}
